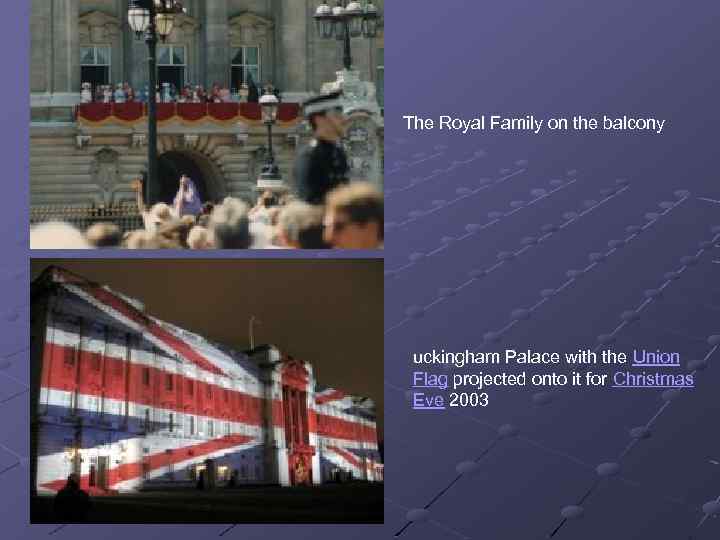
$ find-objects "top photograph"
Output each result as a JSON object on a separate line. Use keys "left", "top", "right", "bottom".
{"left": 30, "top": 0, "right": 384, "bottom": 250}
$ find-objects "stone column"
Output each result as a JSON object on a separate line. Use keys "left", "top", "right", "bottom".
{"left": 277, "top": 0, "right": 309, "bottom": 93}
{"left": 51, "top": 0, "right": 81, "bottom": 95}
{"left": 203, "top": 0, "right": 229, "bottom": 87}
{"left": 30, "top": 0, "right": 52, "bottom": 94}
{"left": 129, "top": 35, "right": 149, "bottom": 91}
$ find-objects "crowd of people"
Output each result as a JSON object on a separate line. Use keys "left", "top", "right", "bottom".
{"left": 32, "top": 90, "right": 384, "bottom": 250}
{"left": 81, "top": 78, "right": 270, "bottom": 105}
{"left": 30, "top": 179, "right": 383, "bottom": 250}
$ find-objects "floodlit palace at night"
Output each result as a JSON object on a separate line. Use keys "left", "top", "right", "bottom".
{"left": 31, "top": 267, "right": 382, "bottom": 494}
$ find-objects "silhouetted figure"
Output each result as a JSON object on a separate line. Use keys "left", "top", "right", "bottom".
{"left": 247, "top": 74, "right": 259, "bottom": 103}
{"left": 227, "top": 469, "right": 238, "bottom": 488}
{"left": 196, "top": 469, "right": 206, "bottom": 490}
{"left": 53, "top": 474, "right": 91, "bottom": 522}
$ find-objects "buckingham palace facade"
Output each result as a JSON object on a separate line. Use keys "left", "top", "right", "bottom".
{"left": 30, "top": 0, "right": 384, "bottom": 224}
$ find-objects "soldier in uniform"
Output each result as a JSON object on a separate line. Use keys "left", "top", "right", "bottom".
{"left": 294, "top": 91, "right": 350, "bottom": 205}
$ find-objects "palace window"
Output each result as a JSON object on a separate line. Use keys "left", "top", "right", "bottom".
{"left": 80, "top": 45, "right": 111, "bottom": 92}
{"left": 165, "top": 373, "right": 174, "bottom": 391}
{"left": 188, "top": 415, "right": 195, "bottom": 436}
{"left": 230, "top": 46, "right": 260, "bottom": 90}
{"left": 142, "top": 367, "right": 150, "bottom": 386}
{"left": 169, "top": 412, "right": 174, "bottom": 433}
{"left": 186, "top": 380, "right": 194, "bottom": 395}
{"left": 208, "top": 420, "right": 214, "bottom": 438}
{"left": 157, "top": 45, "right": 186, "bottom": 90}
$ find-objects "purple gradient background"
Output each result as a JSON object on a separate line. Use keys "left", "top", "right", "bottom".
{"left": 3, "top": 0, "right": 720, "bottom": 539}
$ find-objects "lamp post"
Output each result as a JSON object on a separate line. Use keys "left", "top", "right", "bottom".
{"left": 314, "top": 1, "right": 378, "bottom": 71}
{"left": 257, "top": 90, "right": 283, "bottom": 191}
{"left": 128, "top": 0, "right": 185, "bottom": 205}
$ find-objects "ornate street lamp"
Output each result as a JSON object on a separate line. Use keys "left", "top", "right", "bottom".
{"left": 314, "top": 1, "right": 379, "bottom": 70}
{"left": 128, "top": 0, "right": 185, "bottom": 205}
{"left": 257, "top": 90, "right": 283, "bottom": 190}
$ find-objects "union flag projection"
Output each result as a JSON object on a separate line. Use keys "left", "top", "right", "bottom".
{"left": 30, "top": 267, "right": 383, "bottom": 495}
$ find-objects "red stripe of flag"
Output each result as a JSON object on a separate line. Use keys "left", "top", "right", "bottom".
{"left": 315, "top": 390, "right": 345, "bottom": 405}
{"left": 327, "top": 445, "right": 362, "bottom": 468}
{"left": 73, "top": 283, "right": 226, "bottom": 376}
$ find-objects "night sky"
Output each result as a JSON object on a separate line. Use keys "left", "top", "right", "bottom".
{"left": 31, "top": 259, "right": 384, "bottom": 436}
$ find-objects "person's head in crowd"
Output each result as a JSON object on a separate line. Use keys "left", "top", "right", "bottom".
{"left": 85, "top": 222, "right": 122, "bottom": 248}
{"left": 251, "top": 190, "right": 279, "bottom": 226}
{"left": 197, "top": 213, "right": 210, "bottom": 228}
{"left": 323, "top": 182, "right": 384, "bottom": 249}
{"left": 156, "top": 218, "right": 193, "bottom": 249}
{"left": 122, "top": 230, "right": 167, "bottom": 249}
{"left": 145, "top": 202, "right": 174, "bottom": 233}
{"left": 30, "top": 222, "right": 91, "bottom": 250}
{"left": 209, "top": 198, "right": 252, "bottom": 249}
{"left": 260, "top": 190, "right": 279, "bottom": 209}
{"left": 65, "top": 474, "right": 80, "bottom": 491}
{"left": 277, "top": 202, "right": 329, "bottom": 249}
{"left": 187, "top": 226, "right": 213, "bottom": 249}
{"left": 279, "top": 192, "right": 296, "bottom": 207}
{"left": 303, "top": 91, "right": 347, "bottom": 142}
{"left": 180, "top": 214, "right": 196, "bottom": 228}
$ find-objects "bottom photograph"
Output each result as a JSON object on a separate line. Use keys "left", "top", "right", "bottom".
{"left": 29, "top": 259, "right": 383, "bottom": 524}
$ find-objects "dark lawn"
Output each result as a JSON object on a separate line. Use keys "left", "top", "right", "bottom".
{"left": 32, "top": 483, "right": 384, "bottom": 524}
